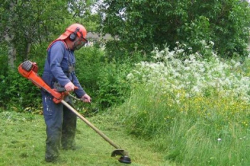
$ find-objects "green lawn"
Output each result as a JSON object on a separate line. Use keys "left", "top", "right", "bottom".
{"left": 0, "top": 111, "right": 172, "bottom": 166}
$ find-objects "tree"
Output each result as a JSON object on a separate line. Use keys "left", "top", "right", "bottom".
{"left": 100, "top": 0, "right": 250, "bottom": 58}
{"left": 0, "top": 0, "right": 69, "bottom": 69}
{"left": 67, "top": 0, "right": 101, "bottom": 32}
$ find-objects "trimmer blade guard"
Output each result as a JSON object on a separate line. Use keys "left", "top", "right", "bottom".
{"left": 112, "top": 149, "right": 132, "bottom": 164}
{"left": 111, "top": 149, "right": 126, "bottom": 157}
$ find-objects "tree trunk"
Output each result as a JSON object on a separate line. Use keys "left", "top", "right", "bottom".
{"left": 4, "top": 33, "right": 16, "bottom": 69}
{"left": 8, "top": 45, "right": 16, "bottom": 69}
{"left": 26, "top": 43, "right": 31, "bottom": 60}
{"left": 4, "top": 2, "right": 16, "bottom": 69}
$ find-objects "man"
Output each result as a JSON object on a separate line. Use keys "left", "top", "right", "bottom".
{"left": 41, "top": 23, "right": 91, "bottom": 162}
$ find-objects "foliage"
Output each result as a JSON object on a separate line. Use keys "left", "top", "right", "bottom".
{"left": 95, "top": 60, "right": 132, "bottom": 109}
{"left": 0, "top": 45, "right": 132, "bottom": 112}
{"left": 100, "top": 0, "right": 250, "bottom": 58}
{"left": 0, "top": 40, "right": 49, "bottom": 110}
{"left": 75, "top": 46, "right": 132, "bottom": 110}
{"left": 127, "top": 43, "right": 250, "bottom": 102}
{"left": 0, "top": 70, "right": 42, "bottom": 110}
{"left": 0, "top": 0, "right": 70, "bottom": 63}
{"left": 113, "top": 45, "right": 250, "bottom": 165}
{"left": 67, "top": 0, "right": 101, "bottom": 32}
{"left": 0, "top": 45, "right": 8, "bottom": 76}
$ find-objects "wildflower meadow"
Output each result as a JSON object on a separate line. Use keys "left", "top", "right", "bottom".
{"left": 113, "top": 41, "right": 250, "bottom": 165}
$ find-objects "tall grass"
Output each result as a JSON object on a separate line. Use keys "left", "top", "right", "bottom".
{"left": 114, "top": 42, "right": 250, "bottom": 165}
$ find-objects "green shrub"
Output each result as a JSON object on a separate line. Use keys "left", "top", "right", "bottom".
{"left": 75, "top": 46, "right": 132, "bottom": 110}
{"left": 0, "top": 70, "right": 42, "bottom": 110}
{"left": 1, "top": 44, "right": 133, "bottom": 112}
{"left": 75, "top": 46, "right": 105, "bottom": 95}
{"left": 0, "top": 46, "right": 8, "bottom": 76}
{"left": 96, "top": 61, "right": 131, "bottom": 109}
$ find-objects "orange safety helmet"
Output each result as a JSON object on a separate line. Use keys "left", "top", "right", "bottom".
{"left": 47, "top": 23, "right": 88, "bottom": 50}
{"left": 57, "top": 23, "right": 88, "bottom": 42}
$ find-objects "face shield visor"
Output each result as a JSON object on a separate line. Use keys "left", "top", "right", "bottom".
{"left": 73, "top": 37, "right": 88, "bottom": 50}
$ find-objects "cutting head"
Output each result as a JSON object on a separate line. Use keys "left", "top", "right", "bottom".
{"left": 111, "top": 149, "right": 131, "bottom": 164}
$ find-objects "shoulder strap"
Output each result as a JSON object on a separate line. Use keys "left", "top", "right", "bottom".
{"left": 47, "top": 40, "right": 68, "bottom": 65}
{"left": 47, "top": 40, "right": 68, "bottom": 51}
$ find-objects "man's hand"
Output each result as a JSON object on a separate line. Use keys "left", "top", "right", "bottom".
{"left": 81, "top": 94, "right": 91, "bottom": 103}
{"left": 64, "top": 82, "right": 75, "bottom": 92}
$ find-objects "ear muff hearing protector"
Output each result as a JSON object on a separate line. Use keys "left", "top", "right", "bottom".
{"left": 69, "top": 27, "right": 80, "bottom": 41}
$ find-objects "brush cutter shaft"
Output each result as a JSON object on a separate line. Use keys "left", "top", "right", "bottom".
{"left": 61, "top": 100, "right": 120, "bottom": 149}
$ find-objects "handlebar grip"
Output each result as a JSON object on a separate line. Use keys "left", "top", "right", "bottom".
{"left": 56, "top": 86, "right": 78, "bottom": 92}
{"left": 56, "top": 87, "right": 66, "bottom": 92}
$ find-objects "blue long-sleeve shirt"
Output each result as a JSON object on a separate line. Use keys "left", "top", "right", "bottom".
{"left": 42, "top": 41, "right": 85, "bottom": 98}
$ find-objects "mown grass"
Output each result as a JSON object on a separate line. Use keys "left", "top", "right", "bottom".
{"left": 0, "top": 111, "right": 172, "bottom": 166}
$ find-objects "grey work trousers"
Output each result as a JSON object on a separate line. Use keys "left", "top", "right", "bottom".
{"left": 42, "top": 93, "right": 77, "bottom": 161}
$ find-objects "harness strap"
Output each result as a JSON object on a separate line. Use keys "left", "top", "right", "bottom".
{"left": 47, "top": 39, "right": 68, "bottom": 51}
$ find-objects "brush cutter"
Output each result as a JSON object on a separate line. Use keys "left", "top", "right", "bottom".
{"left": 18, "top": 60, "right": 131, "bottom": 164}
